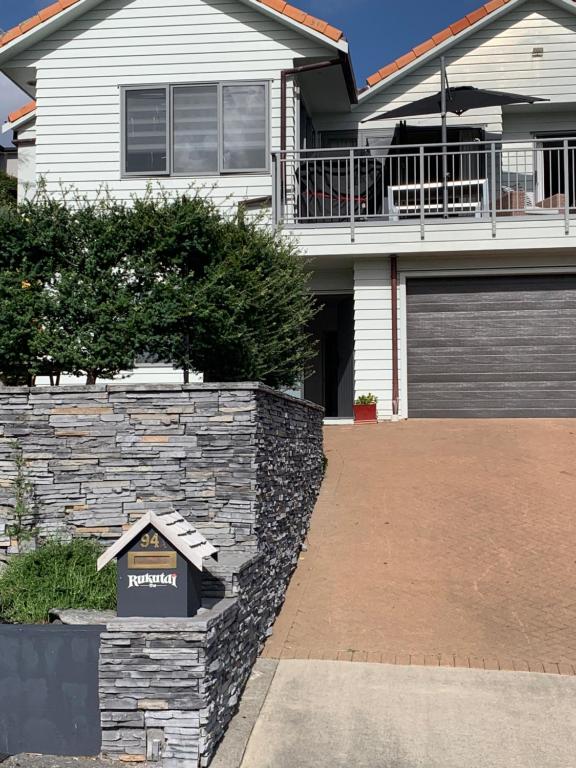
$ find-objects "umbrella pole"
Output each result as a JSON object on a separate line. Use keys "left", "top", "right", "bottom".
{"left": 441, "top": 56, "right": 448, "bottom": 217}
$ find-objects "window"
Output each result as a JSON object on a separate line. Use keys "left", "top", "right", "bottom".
{"left": 122, "top": 82, "right": 269, "bottom": 176}
{"left": 124, "top": 87, "right": 168, "bottom": 174}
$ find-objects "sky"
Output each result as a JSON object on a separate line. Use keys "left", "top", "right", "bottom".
{"left": 0, "top": 0, "right": 484, "bottom": 145}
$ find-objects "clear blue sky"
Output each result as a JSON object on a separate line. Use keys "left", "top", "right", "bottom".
{"left": 0, "top": 0, "right": 483, "bottom": 143}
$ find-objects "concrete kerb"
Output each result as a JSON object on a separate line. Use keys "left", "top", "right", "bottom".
{"left": 209, "top": 660, "right": 279, "bottom": 768}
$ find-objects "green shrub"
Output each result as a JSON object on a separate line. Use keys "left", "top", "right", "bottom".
{"left": 0, "top": 539, "right": 116, "bottom": 624}
{"left": 0, "top": 171, "right": 17, "bottom": 209}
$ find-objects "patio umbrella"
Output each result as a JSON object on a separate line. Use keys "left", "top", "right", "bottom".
{"left": 364, "top": 58, "right": 548, "bottom": 214}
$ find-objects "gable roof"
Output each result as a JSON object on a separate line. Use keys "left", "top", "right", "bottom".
{"left": 363, "top": 0, "right": 576, "bottom": 92}
{"left": 97, "top": 510, "right": 218, "bottom": 571}
{"left": 0, "top": 0, "right": 345, "bottom": 53}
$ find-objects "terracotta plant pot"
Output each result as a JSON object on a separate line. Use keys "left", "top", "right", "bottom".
{"left": 353, "top": 403, "right": 378, "bottom": 423}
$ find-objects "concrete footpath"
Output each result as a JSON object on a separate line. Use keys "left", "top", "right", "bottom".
{"left": 214, "top": 658, "right": 576, "bottom": 768}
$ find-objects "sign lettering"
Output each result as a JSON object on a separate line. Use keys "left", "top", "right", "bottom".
{"left": 127, "top": 572, "right": 178, "bottom": 589}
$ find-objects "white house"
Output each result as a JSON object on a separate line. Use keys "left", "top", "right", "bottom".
{"left": 2, "top": 0, "right": 576, "bottom": 419}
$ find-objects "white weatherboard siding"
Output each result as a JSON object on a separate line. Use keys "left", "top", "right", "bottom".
{"left": 316, "top": 0, "right": 576, "bottom": 135}
{"left": 354, "top": 259, "right": 393, "bottom": 420}
{"left": 9, "top": 0, "right": 333, "bottom": 204}
{"left": 34, "top": 366, "right": 199, "bottom": 387}
{"left": 289, "top": 218, "right": 576, "bottom": 258}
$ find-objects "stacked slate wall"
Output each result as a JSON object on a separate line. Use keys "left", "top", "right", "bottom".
{"left": 0, "top": 384, "right": 323, "bottom": 593}
{"left": 0, "top": 384, "right": 324, "bottom": 766}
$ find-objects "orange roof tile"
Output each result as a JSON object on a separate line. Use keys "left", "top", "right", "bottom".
{"left": 7, "top": 100, "right": 36, "bottom": 124}
{"left": 366, "top": 0, "right": 520, "bottom": 88}
{"left": 0, "top": 0, "right": 344, "bottom": 50}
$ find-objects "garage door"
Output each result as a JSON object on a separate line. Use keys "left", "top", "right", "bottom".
{"left": 407, "top": 274, "right": 576, "bottom": 418}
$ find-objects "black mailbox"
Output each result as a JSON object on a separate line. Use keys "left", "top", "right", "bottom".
{"left": 97, "top": 511, "right": 218, "bottom": 618}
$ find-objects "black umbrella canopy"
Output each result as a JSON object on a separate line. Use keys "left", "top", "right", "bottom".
{"left": 364, "top": 86, "right": 548, "bottom": 122}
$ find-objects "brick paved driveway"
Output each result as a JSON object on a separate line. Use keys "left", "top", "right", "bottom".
{"left": 264, "top": 421, "right": 576, "bottom": 674}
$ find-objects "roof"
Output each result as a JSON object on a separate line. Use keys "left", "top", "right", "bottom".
{"left": 0, "top": 0, "right": 344, "bottom": 51}
{"left": 365, "top": 0, "right": 545, "bottom": 88}
{"left": 97, "top": 510, "right": 218, "bottom": 571}
{"left": 8, "top": 100, "right": 36, "bottom": 125}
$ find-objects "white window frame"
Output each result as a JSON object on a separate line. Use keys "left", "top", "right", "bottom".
{"left": 121, "top": 81, "right": 270, "bottom": 178}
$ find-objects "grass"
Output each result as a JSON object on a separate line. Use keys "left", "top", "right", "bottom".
{"left": 0, "top": 538, "right": 116, "bottom": 624}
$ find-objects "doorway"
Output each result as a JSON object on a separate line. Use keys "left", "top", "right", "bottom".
{"left": 537, "top": 134, "right": 576, "bottom": 208}
{"left": 304, "top": 294, "right": 354, "bottom": 418}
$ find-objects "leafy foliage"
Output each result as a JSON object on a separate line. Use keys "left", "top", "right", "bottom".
{"left": 0, "top": 539, "right": 116, "bottom": 624}
{"left": 0, "top": 188, "right": 317, "bottom": 387}
{"left": 6, "top": 440, "right": 38, "bottom": 544}
{"left": 0, "top": 171, "right": 17, "bottom": 209}
{"left": 355, "top": 393, "right": 378, "bottom": 405}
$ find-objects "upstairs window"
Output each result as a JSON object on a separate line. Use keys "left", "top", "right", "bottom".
{"left": 122, "top": 82, "right": 269, "bottom": 177}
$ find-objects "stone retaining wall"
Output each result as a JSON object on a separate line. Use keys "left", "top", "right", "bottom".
{"left": 0, "top": 384, "right": 324, "bottom": 766}
{"left": 0, "top": 384, "right": 323, "bottom": 593}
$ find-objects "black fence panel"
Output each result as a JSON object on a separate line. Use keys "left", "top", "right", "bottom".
{"left": 0, "top": 625, "right": 103, "bottom": 756}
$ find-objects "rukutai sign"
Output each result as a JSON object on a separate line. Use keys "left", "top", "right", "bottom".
{"left": 97, "top": 511, "right": 218, "bottom": 618}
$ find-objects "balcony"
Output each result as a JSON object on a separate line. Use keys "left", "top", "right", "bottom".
{"left": 272, "top": 138, "right": 576, "bottom": 247}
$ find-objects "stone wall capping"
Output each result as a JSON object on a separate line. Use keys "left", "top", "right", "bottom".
{"left": 106, "top": 600, "right": 238, "bottom": 633}
{"left": 0, "top": 381, "right": 325, "bottom": 412}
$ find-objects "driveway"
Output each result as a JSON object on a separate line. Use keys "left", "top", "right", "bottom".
{"left": 264, "top": 421, "right": 576, "bottom": 672}
{"left": 234, "top": 660, "right": 576, "bottom": 768}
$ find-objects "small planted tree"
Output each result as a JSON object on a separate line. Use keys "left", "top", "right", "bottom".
{"left": 0, "top": 203, "right": 53, "bottom": 385}
{"left": 42, "top": 199, "right": 150, "bottom": 384}
{"left": 140, "top": 195, "right": 318, "bottom": 388}
{"left": 0, "top": 188, "right": 317, "bottom": 389}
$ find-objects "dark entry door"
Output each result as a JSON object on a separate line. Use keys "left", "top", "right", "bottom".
{"left": 304, "top": 295, "right": 354, "bottom": 418}
{"left": 407, "top": 274, "right": 576, "bottom": 418}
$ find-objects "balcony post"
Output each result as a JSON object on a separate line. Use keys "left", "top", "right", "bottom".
{"left": 564, "top": 139, "right": 570, "bottom": 235}
{"left": 271, "top": 153, "right": 278, "bottom": 226}
{"left": 490, "top": 142, "right": 497, "bottom": 238}
{"left": 350, "top": 148, "right": 356, "bottom": 243}
{"left": 419, "top": 146, "right": 425, "bottom": 240}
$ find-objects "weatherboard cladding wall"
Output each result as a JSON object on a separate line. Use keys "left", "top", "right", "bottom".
{"left": 8, "top": 0, "right": 333, "bottom": 203}
{"left": 0, "top": 383, "right": 324, "bottom": 596}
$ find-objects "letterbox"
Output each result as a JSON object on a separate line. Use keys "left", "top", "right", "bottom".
{"left": 97, "top": 510, "right": 218, "bottom": 618}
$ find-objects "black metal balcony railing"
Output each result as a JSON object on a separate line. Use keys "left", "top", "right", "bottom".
{"left": 272, "top": 137, "right": 576, "bottom": 240}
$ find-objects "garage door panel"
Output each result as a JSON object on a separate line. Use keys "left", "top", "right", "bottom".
{"left": 408, "top": 337, "right": 576, "bottom": 349}
{"left": 408, "top": 275, "right": 576, "bottom": 295}
{"left": 410, "top": 371, "right": 576, "bottom": 382}
{"left": 410, "top": 407, "right": 576, "bottom": 418}
{"left": 407, "top": 274, "right": 576, "bottom": 418}
{"left": 408, "top": 317, "right": 576, "bottom": 335}
{"left": 409, "top": 357, "right": 576, "bottom": 373}
{"left": 408, "top": 299, "right": 576, "bottom": 314}
{"left": 410, "top": 380, "right": 576, "bottom": 392}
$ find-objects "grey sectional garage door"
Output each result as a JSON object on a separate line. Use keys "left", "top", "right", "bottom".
{"left": 407, "top": 274, "right": 576, "bottom": 418}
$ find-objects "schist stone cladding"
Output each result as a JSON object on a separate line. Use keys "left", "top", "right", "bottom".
{"left": 0, "top": 384, "right": 324, "bottom": 767}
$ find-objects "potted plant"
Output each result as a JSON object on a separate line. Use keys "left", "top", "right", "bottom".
{"left": 354, "top": 393, "right": 378, "bottom": 423}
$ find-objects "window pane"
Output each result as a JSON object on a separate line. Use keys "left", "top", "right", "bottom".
{"left": 125, "top": 89, "right": 167, "bottom": 173}
{"left": 222, "top": 84, "right": 267, "bottom": 171}
{"left": 173, "top": 85, "right": 219, "bottom": 174}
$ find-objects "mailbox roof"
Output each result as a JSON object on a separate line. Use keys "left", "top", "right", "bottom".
{"left": 97, "top": 510, "right": 218, "bottom": 572}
